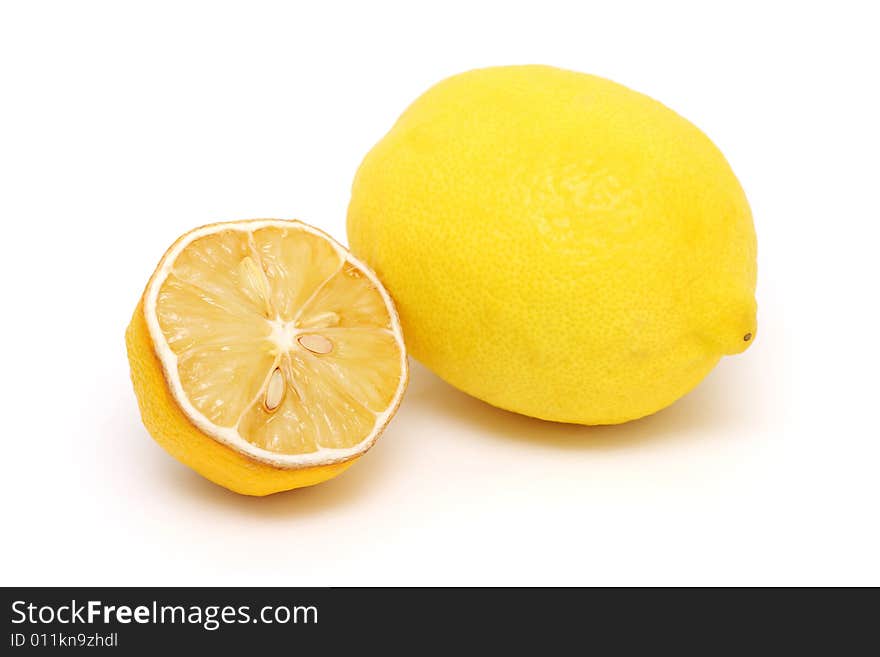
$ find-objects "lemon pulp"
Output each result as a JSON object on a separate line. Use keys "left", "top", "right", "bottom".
{"left": 143, "top": 220, "right": 406, "bottom": 468}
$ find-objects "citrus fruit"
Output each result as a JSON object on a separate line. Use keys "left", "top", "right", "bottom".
{"left": 126, "top": 219, "right": 407, "bottom": 495}
{"left": 347, "top": 65, "right": 756, "bottom": 425}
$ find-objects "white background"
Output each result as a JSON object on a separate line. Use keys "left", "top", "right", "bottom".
{"left": 1, "top": 1, "right": 877, "bottom": 586}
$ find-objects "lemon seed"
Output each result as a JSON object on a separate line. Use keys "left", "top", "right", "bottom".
{"left": 297, "top": 334, "right": 333, "bottom": 354}
{"left": 264, "top": 367, "right": 285, "bottom": 411}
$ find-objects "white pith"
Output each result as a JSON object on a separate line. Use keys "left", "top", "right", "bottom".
{"left": 143, "top": 219, "right": 407, "bottom": 469}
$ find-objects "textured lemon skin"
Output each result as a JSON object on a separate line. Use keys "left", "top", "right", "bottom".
{"left": 126, "top": 299, "right": 354, "bottom": 496}
{"left": 348, "top": 65, "right": 757, "bottom": 425}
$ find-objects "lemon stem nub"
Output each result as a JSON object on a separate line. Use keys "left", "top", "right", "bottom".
{"left": 264, "top": 367, "right": 285, "bottom": 412}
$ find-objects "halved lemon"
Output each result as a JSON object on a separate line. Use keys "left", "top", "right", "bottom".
{"left": 126, "top": 219, "right": 407, "bottom": 495}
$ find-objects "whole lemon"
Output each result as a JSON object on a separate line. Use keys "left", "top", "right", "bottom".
{"left": 347, "top": 65, "right": 756, "bottom": 424}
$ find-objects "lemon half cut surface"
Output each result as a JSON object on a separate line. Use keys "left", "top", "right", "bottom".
{"left": 127, "top": 219, "right": 408, "bottom": 495}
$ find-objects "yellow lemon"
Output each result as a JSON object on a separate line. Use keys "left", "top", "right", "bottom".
{"left": 348, "top": 65, "right": 756, "bottom": 424}
{"left": 127, "top": 219, "right": 407, "bottom": 495}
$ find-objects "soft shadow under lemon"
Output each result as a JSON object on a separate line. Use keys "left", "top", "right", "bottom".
{"left": 403, "top": 361, "right": 748, "bottom": 451}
